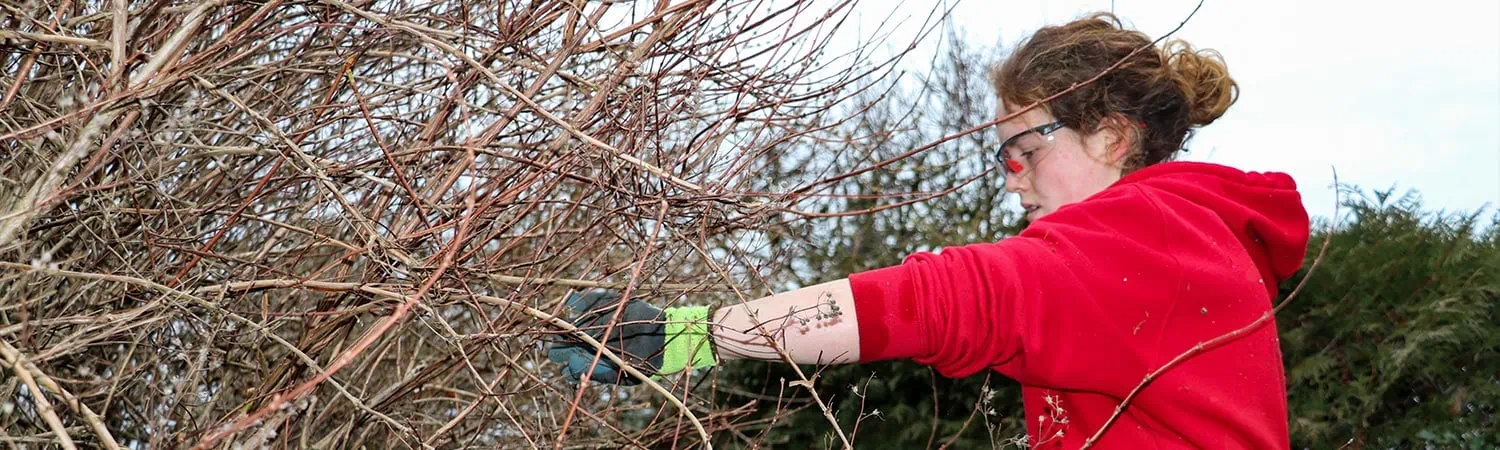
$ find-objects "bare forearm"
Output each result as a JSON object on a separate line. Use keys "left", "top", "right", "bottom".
{"left": 710, "top": 278, "right": 861, "bottom": 365}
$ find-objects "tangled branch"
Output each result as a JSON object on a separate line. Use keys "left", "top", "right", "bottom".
{"left": 0, "top": 0, "right": 940, "bottom": 447}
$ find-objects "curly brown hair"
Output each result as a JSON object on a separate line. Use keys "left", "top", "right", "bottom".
{"left": 989, "top": 12, "right": 1238, "bottom": 171}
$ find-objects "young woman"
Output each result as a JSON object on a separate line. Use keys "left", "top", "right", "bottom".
{"left": 550, "top": 12, "right": 1310, "bottom": 449}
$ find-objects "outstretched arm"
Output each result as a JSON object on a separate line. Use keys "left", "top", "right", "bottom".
{"left": 710, "top": 278, "right": 862, "bottom": 365}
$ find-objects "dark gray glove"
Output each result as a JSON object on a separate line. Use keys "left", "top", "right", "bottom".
{"left": 547, "top": 289, "right": 716, "bottom": 385}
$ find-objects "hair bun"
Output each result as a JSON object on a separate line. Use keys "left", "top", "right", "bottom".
{"left": 1163, "top": 39, "right": 1238, "bottom": 126}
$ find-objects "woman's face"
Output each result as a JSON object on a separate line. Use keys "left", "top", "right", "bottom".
{"left": 995, "top": 102, "right": 1126, "bottom": 221}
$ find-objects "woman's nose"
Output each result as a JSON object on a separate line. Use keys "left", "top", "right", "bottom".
{"left": 1003, "top": 171, "right": 1025, "bottom": 193}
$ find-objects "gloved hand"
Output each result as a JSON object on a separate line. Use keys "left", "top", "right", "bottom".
{"left": 547, "top": 289, "right": 717, "bottom": 385}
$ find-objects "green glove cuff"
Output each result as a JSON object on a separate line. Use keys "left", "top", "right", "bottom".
{"left": 660, "top": 306, "right": 717, "bottom": 375}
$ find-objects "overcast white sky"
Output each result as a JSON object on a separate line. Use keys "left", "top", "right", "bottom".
{"left": 831, "top": 0, "right": 1500, "bottom": 225}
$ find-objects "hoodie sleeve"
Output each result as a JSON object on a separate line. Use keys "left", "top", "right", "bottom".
{"left": 848, "top": 185, "right": 1181, "bottom": 387}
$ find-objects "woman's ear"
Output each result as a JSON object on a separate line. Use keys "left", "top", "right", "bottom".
{"left": 1082, "top": 116, "right": 1129, "bottom": 167}
{"left": 1099, "top": 114, "right": 1138, "bottom": 166}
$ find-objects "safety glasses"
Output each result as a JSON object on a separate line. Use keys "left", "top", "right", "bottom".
{"left": 994, "top": 121, "right": 1064, "bottom": 175}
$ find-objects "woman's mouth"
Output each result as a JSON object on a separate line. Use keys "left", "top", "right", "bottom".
{"left": 1022, "top": 203, "right": 1042, "bottom": 217}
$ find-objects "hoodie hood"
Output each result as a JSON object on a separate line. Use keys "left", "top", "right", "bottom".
{"left": 1114, "top": 161, "right": 1313, "bottom": 288}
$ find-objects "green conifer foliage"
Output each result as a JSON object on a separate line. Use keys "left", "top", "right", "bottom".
{"left": 1278, "top": 187, "right": 1497, "bottom": 449}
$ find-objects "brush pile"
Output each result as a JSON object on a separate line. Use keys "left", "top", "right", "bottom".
{"left": 0, "top": 0, "right": 927, "bottom": 447}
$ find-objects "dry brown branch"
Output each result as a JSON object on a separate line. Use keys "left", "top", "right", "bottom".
{"left": 0, "top": 340, "right": 121, "bottom": 450}
{"left": 8, "top": 354, "right": 76, "bottom": 450}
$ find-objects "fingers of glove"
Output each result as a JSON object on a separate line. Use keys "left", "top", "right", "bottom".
{"left": 554, "top": 347, "right": 590, "bottom": 383}
{"left": 547, "top": 341, "right": 580, "bottom": 366}
{"left": 560, "top": 347, "right": 639, "bottom": 385}
{"left": 562, "top": 348, "right": 602, "bottom": 376}
{"left": 593, "top": 363, "right": 637, "bottom": 386}
{"left": 559, "top": 364, "right": 581, "bottom": 383}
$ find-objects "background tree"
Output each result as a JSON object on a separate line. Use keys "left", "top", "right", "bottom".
{"left": 1277, "top": 187, "right": 1498, "bottom": 449}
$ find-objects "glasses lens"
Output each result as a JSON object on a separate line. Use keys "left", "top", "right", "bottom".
{"left": 997, "top": 122, "right": 1060, "bottom": 176}
{"left": 1004, "top": 158, "right": 1024, "bottom": 174}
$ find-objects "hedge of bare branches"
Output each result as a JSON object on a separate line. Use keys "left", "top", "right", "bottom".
{"left": 0, "top": 0, "right": 953, "bottom": 448}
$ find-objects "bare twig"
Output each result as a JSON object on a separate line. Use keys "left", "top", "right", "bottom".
{"left": 0, "top": 340, "right": 121, "bottom": 450}
{"left": 0, "top": 0, "right": 947, "bottom": 447}
{"left": 8, "top": 353, "right": 77, "bottom": 450}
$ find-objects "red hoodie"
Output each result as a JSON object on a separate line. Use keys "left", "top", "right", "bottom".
{"left": 848, "top": 162, "right": 1310, "bottom": 449}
